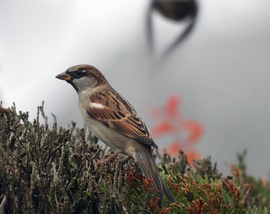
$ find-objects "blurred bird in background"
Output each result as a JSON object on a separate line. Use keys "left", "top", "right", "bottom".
{"left": 147, "top": 0, "right": 198, "bottom": 61}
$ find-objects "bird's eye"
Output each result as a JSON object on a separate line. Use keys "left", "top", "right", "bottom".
{"left": 74, "top": 69, "right": 85, "bottom": 78}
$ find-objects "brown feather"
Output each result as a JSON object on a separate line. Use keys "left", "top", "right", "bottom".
{"left": 135, "top": 149, "right": 175, "bottom": 202}
{"left": 87, "top": 90, "right": 158, "bottom": 149}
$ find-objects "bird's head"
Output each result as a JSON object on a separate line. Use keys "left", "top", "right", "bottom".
{"left": 56, "top": 64, "right": 108, "bottom": 93}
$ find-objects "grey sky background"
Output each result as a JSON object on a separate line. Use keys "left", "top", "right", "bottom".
{"left": 1, "top": 0, "right": 270, "bottom": 178}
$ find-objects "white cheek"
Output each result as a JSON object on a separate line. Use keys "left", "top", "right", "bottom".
{"left": 90, "top": 102, "right": 104, "bottom": 109}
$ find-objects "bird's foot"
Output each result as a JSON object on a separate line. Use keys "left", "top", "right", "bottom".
{"left": 105, "top": 151, "right": 120, "bottom": 164}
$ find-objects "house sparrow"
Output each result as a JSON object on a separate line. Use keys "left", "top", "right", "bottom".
{"left": 56, "top": 64, "right": 175, "bottom": 202}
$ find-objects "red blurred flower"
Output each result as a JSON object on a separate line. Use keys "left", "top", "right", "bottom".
{"left": 148, "top": 95, "right": 204, "bottom": 164}
{"left": 164, "top": 94, "right": 180, "bottom": 118}
{"left": 166, "top": 141, "right": 182, "bottom": 157}
{"left": 151, "top": 121, "right": 175, "bottom": 137}
{"left": 182, "top": 120, "right": 204, "bottom": 144}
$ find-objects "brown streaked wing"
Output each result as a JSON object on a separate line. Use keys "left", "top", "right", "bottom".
{"left": 87, "top": 90, "right": 158, "bottom": 149}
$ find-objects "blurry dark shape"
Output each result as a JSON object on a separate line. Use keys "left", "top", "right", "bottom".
{"left": 147, "top": 0, "right": 198, "bottom": 60}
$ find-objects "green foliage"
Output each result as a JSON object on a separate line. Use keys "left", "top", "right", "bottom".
{"left": 232, "top": 150, "right": 270, "bottom": 214}
{"left": 0, "top": 104, "right": 269, "bottom": 213}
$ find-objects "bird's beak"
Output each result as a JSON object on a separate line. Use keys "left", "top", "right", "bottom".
{"left": 55, "top": 72, "right": 72, "bottom": 81}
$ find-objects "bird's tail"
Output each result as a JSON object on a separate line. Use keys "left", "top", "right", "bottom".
{"left": 134, "top": 149, "right": 175, "bottom": 202}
